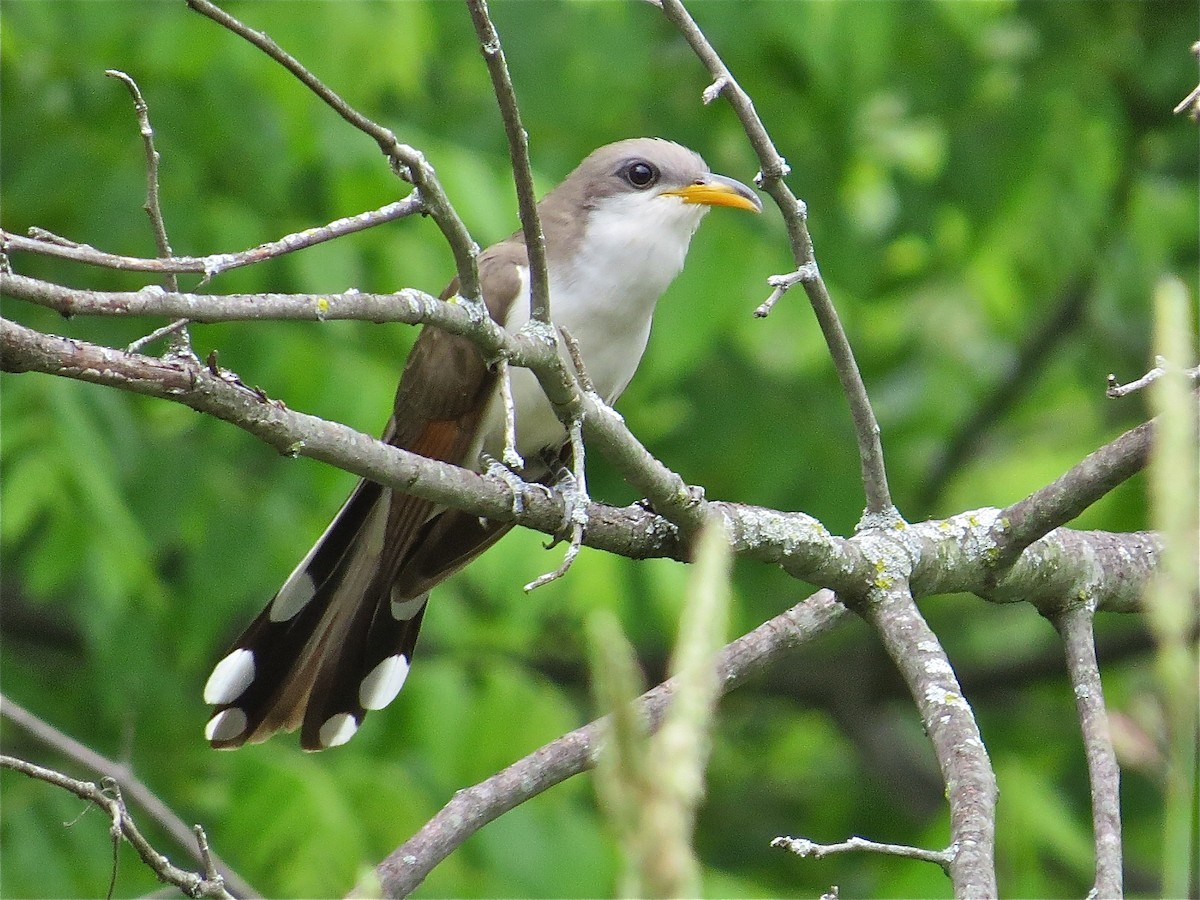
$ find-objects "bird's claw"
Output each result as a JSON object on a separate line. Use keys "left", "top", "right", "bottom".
{"left": 482, "top": 453, "right": 528, "bottom": 516}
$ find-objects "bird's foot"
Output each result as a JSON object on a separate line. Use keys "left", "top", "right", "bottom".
{"left": 543, "top": 455, "right": 590, "bottom": 546}
{"left": 482, "top": 453, "right": 528, "bottom": 516}
{"left": 524, "top": 425, "right": 590, "bottom": 592}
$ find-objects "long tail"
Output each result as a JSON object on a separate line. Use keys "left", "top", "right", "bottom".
{"left": 203, "top": 480, "right": 511, "bottom": 750}
{"left": 203, "top": 480, "right": 422, "bottom": 750}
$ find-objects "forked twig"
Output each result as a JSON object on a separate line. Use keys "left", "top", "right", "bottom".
{"left": 0, "top": 694, "right": 259, "bottom": 898}
{"left": 0, "top": 755, "right": 235, "bottom": 899}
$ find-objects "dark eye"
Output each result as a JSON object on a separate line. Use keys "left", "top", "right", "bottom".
{"left": 624, "top": 161, "right": 659, "bottom": 189}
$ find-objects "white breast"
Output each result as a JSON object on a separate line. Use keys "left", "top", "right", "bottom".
{"left": 474, "top": 192, "right": 709, "bottom": 469}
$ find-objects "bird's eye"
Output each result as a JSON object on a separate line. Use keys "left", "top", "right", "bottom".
{"left": 624, "top": 161, "right": 659, "bottom": 189}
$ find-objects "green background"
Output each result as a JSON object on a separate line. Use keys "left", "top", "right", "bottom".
{"left": 1, "top": 1, "right": 1195, "bottom": 897}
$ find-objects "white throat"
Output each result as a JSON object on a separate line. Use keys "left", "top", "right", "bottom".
{"left": 477, "top": 193, "right": 708, "bottom": 466}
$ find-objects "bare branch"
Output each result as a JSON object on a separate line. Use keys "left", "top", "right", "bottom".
{"left": 495, "top": 357, "right": 525, "bottom": 471}
{"left": 655, "top": 0, "right": 895, "bottom": 519}
{"left": 2, "top": 199, "right": 422, "bottom": 278}
{"left": 772, "top": 834, "right": 955, "bottom": 871}
{"left": 1, "top": 273, "right": 469, "bottom": 330}
{"left": 0, "top": 755, "right": 235, "bottom": 899}
{"left": 1, "top": 306, "right": 1165, "bottom": 618}
{"left": 464, "top": 0, "right": 550, "bottom": 324}
{"left": 1107, "top": 357, "right": 1200, "bottom": 398}
{"left": 128, "top": 317, "right": 192, "bottom": 354}
{"left": 1049, "top": 604, "right": 1123, "bottom": 899}
{"left": 104, "top": 68, "right": 190, "bottom": 353}
{"left": 369, "top": 589, "right": 849, "bottom": 898}
{"left": 850, "top": 562, "right": 997, "bottom": 898}
{"left": 1173, "top": 41, "right": 1200, "bottom": 119}
{"left": 992, "top": 411, "right": 1167, "bottom": 570}
{"left": 754, "top": 264, "right": 816, "bottom": 318}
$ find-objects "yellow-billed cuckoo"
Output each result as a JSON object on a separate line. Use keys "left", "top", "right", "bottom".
{"left": 203, "top": 138, "right": 761, "bottom": 750}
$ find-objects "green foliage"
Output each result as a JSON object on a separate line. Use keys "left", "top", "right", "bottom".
{"left": 2, "top": 1, "right": 1196, "bottom": 897}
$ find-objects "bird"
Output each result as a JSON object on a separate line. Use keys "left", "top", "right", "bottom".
{"left": 202, "top": 138, "right": 761, "bottom": 750}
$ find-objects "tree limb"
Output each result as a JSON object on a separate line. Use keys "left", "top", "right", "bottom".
{"left": 849, "top": 559, "right": 996, "bottom": 898}
{"left": 1050, "top": 604, "right": 1124, "bottom": 899}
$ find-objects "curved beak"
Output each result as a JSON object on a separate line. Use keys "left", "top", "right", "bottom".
{"left": 664, "top": 172, "right": 762, "bottom": 213}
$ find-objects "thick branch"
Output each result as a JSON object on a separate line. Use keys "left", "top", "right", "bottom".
{"left": 0, "top": 316, "right": 851, "bottom": 576}
{"left": 1050, "top": 604, "right": 1124, "bottom": 899}
{"left": 851, "top": 563, "right": 997, "bottom": 898}
{"left": 1, "top": 314, "right": 1161, "bottom": 609}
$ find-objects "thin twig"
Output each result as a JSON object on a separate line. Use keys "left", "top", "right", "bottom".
{"left": 558, "top": 326, "right": 596, "bottom": 395}
{"left": 754, "top": 264, "right": 817, "bottom": 318}
{"left": 1107, "top": 358, "right": 1200, "bottom": 398}
{"left": 0, "top": 693, "right": 259, "bottom": 899}
{"left": 496, "top": 357, "right": 525, "bottom": 471}
{"left": 772, "top": 835, "right": 955, "bottom": 872}
{"left": 1050, "top": 603, "right": 1123, "bottom": 899}
{"left": 127, "top": 318, "right": 193, "bottom": 354}
{"left": 701, "top": 75, "right": 729, "bottom": 105}
{"left": 991, "top": 412, "right": 1165, "bottom": 571}
{"left": 0, "top": 755, "right": 234, "bottom": 899}
{"left": 1172, "top": 41, "right": 1200, "bottom": 119}
{"left": 26, "top": 226, "right": 83, "bottom": 247}
{"left": 3, "top": 198, "right": 423, "bottom": 277}
{"left": 656, "top": 0, "right": 895, "bottom": 519}
{"left": 103, "top": 71, "right": 175, "bottom": 278}
{"left": 105, "top": 68, "right": 191, "bottom": 354}
{"left": 464, "top": 0, "right": 550, "bottom": 324}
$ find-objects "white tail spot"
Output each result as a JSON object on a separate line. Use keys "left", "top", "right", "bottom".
{"left": 203, "top": 648, "right": 256, "bottom": 705}
{"left": 205, "top": 707, "right": 248, "bottom": 743}
{"left": 270, "top": 572, "right": 317, "bottom": 622}
{"left": 389, "top": 594, "right": 425, "bottom": 621}
{"left": 318, "top": 713, "right": 359, "bottom": 748}
{"left": 359, "top": 655, "right": 410, "bottom": 710}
